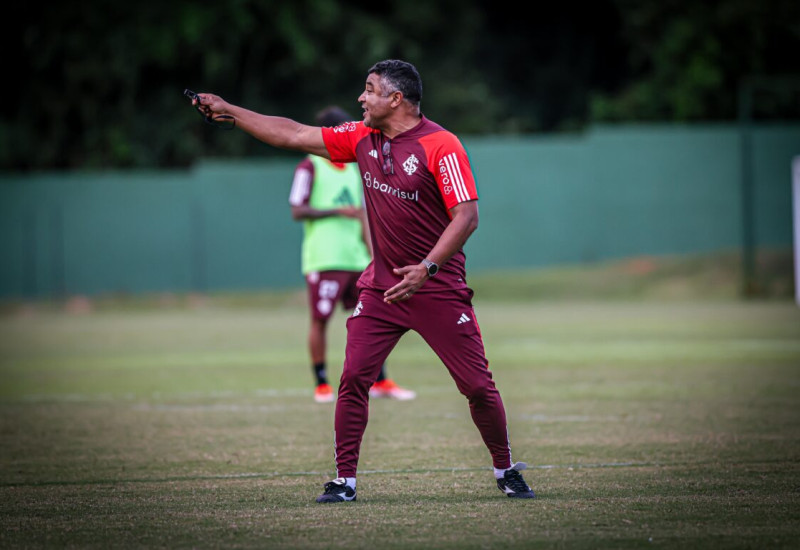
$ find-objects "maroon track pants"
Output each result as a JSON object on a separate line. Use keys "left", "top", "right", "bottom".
{"left": 333, "top": 288, "right": 513, "bottom": 477}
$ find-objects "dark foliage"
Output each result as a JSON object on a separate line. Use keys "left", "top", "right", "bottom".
{"left": 5, "top": 0, "right": 798, "bottom": 170}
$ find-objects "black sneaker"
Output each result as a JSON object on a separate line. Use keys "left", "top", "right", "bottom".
{"left": 315, "top": 478, "right": 357, "bottom": 503}
{"left": 497, "top": 462, "right": 536, "bottom": 499}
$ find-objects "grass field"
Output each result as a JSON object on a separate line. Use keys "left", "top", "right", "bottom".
{"left": 1, "top": 271, "right": 799, "bottom": 548}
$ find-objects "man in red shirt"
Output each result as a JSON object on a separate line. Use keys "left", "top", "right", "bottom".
{"left": 191, "top": 59, "right": 535, "bottom": 502}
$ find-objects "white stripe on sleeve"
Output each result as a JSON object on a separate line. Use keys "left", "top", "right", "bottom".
{"left": 443, "top": 153, "right": 470, "bottom": 203}
{"left": 289, "top": 168, "right": 312, "bottom": 206}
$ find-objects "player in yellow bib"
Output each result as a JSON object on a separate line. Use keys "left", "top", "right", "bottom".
{"left": 289, "top": 106, "right": 415, "bottom": 403}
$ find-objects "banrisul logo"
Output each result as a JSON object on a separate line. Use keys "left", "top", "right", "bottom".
{"left": 362, "top": 171, "right": 419, "bottom": 202}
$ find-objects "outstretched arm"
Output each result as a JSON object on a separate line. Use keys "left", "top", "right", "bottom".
{"left": 192, "top": 94, "right": 330, "bottom": 159}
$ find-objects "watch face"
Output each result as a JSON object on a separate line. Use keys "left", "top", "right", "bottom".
{"left": 427, "top": 263, "right": 438, "bottom": 276}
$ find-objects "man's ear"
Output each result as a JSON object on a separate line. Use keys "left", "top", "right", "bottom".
{"left": 390, "top": 91, "right": 404, "bottom": 108}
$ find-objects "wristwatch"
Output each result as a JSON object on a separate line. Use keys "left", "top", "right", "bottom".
{"left": 422, "top": 258, "right": 439, "bottom": 277}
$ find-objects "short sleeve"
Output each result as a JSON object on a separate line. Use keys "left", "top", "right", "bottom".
{"left": 289, "top": 158, "right": 314, "bottom": 206}
{"left": 322, "top": 122, "right": 372, "bottom": 163}
{"left": 419, "top": 131, "right": 479, "bottom": 210}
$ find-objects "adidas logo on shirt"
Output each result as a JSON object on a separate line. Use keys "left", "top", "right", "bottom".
{"left": 369, "top": 149, "right": 378, "bottom": 158}
{"left": 457, "top": 313, "right": 471, "bottom": 325}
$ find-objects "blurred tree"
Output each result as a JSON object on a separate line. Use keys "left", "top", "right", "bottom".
{"left": 591, "top": 0, "right": 800, "bottom": 122}
{"left": 5, "top": 0, "right": 798, "bottom": 170}
{"left": 474, "top": 0, "right": 629, "bottom": 132}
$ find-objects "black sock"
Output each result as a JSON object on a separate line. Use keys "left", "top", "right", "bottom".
{"left": 314, "top": 362, "right": 327, "bottom": 385}
{"left": 376, "top": 362, "right": 387, "bottom": 383}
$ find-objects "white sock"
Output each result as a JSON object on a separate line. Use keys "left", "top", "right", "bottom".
{"left": 494, "top": 462, "right": 527, "bottom": 479}
{"left": 333, "top": 477, "right": 356, "bottom": 488}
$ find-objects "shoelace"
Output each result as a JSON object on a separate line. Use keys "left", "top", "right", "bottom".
{"left": 504, "top": 469, "right": 530, "bottom": 493}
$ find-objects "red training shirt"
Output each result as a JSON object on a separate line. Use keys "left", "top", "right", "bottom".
{"left": 322, "top": 116, "right": 479, "bottom": 293}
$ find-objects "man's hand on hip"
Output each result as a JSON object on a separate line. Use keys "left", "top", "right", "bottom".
{"left": 384, "top": 264, "right": 428, "bottom": 304}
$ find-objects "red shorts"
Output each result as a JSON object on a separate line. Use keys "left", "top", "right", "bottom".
{"left": 305, "top": 270, "right": 362, "bottom": 321}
